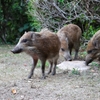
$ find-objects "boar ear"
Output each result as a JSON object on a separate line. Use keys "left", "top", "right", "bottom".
{"left": 93, "top": 40, "right": 100, "bottom": 48}
{"left": 25, "top": 31, "right": 27, "bottom": 34}
{"left": 31, "top": 32, "right": 41, "bottom": 39}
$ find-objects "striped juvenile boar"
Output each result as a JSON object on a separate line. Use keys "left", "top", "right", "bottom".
{"left": 11, "top": 29, "right": 61, "bottom": 79}
{"left": 57, "top": 24, "right": 82, "bottom": 61}
{"left": 85, "top": 30, "right": 100, "bottom": 65}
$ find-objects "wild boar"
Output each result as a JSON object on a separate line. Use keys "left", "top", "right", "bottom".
{"left": 11, "top": 29, "right": 61, "bottom": 79}
{"left": 85, "top": 30, "right": 100, "bottom": 65}
{"left": 57, "top": 24, "right": 82, "bottom": 61}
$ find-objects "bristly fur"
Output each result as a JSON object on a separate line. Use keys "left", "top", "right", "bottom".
{"left": 57, "top": 24, "right": 82, "bottom": 60}
{"left": 85, "top": 30, "right": 100, "bottom": 65}
{"left": 11, "top": 28, "right": 61, "bottom": 79}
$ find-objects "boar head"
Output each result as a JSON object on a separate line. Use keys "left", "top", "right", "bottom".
{"left": 11, "top": 31, "right": 40, "bottom": 54}
{"left": 60, "top": 37, "right": 72, "bottom": 61}
{"left": 85, "top": 39, "right": 100, "bottom": 65}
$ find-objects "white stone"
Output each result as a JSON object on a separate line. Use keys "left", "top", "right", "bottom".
{"left": 57, "top": 61, "right": 90, "bottom": 71}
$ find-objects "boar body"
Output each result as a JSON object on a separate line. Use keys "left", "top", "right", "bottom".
{"left": 85, "top": 30, "right": 100, "bottom": 65}
{"left": 57, "top": 24, "right": 82, "bottom": 60}
{"left": 11, "top": 29, "right": 61, "bottom": 79}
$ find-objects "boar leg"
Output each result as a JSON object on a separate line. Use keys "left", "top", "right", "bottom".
{"left": 52, "top": 60, "right": 57, "bottom": 75}
{"left": 74, "top": 43, "right": 79, "bottom": 59}
{"left": 28, "top": 57, "right": 38, "bottom": 79}
{"left": 74, "top": 50, "right": 78, "bottom": 59}
{"left": 98, "top": 57, "right": 100, "bottom": 65}
{"left": 70, "top": 48, "right": 72, "bottom": 55}
{"left": 41, "top": 60, "right": 46, "bottom": 79}
{"left": 48, "top": 61, "right": 53, "bottom": 74}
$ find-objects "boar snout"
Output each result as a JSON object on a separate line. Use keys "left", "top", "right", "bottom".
{"left": 64, "top": 51, "right": 72, "bottom": 61}
{"left": 11, "top": 47, "right": 23, "bottom": 54}
{"left": 68, "top": 58, "right": 72, "bottom": 61}
{"left": 65, "top": 57, "right": 72, "bottom": 61}
{"left": 85, "top": 55, "right": 93, "bottom": 65}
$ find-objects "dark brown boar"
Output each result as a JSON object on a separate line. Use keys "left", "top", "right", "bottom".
{"left": 85, "top": 30, "right": 100, "bottom": 65}
{"left": 11, "top": 29, "right": 61, "bottom": 79}
{"left": 57, "top": 24, "right": 82, "bottom": 61}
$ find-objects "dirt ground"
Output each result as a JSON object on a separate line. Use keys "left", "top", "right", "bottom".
{"left": 0, "top": 45, "right": 100, "bottom": 100}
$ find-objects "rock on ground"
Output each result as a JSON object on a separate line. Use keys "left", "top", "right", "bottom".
{"left": 57, "top": 61, "right": 90, "bottom": 71}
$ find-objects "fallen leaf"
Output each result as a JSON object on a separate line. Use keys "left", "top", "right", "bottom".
{"left": 11, "top": 89, "right": 17, "bottom": 94}
{"left": 24, "top": 64, "right": 27, "bottom": 67}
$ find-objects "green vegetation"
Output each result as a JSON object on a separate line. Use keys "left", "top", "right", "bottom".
{"left": 91, "top": 62, "right": 99, "bottom": 67}
{"left": 0, "top": 0, "right": 31, "bottom": 44}
{"left": 37, "top": 60, "right": 49, "bottom": 68}
{"left": 80, "top": 51, "right": 87, "bottom": 59}
{"left": 71, "top": 68, "right": 80, "bottom": 75}
{"left": 0, "top": 0, "right": 100, "bottom": 43}
{"left": 83, "top": 25, "right": 100, "bottom": 40}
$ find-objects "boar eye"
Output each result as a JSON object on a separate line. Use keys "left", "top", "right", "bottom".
{"left": 61, "top": 48, "right": 65, "bottom": 51}
{"left": 87, "top": 50, "right": 92, "bottom": 54}
{"left": 88, "top": 49, "right": 97, "bottom": 54}
{"left": 21, "top": 39, "right": 28, "bottom": 43}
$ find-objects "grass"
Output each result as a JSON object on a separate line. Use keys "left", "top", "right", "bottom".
{"left": 71, "top": 68, "right": 80, "bottom": 75}
{"left": 91, "top": 62, "right": 99, "bottom": 67}
{"left": 37, "top": 60, "right": 50, "bottom": 68}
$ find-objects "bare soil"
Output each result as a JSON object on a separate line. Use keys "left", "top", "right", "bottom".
{"left": 0, "top": 45, "right": 100, "bottom": 100}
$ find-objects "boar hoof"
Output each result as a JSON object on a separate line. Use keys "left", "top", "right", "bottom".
{"left": 47, "top": 71, "right": 51, "bottom": 75}
{"left": 28, "top": 74, "right": 33, "bottom": 79}
{"left": 52, "top": 72, "right": 56, "bottom": 75}
{"left": 28, "top": 76, "right": 32, "bottom": 79}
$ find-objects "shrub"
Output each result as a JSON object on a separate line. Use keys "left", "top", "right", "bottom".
{"left": 0, "top": 0, "right": 31, "bottom": 43}
{"left": 27, "top": 0, "right": 100, "bottom": 33}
